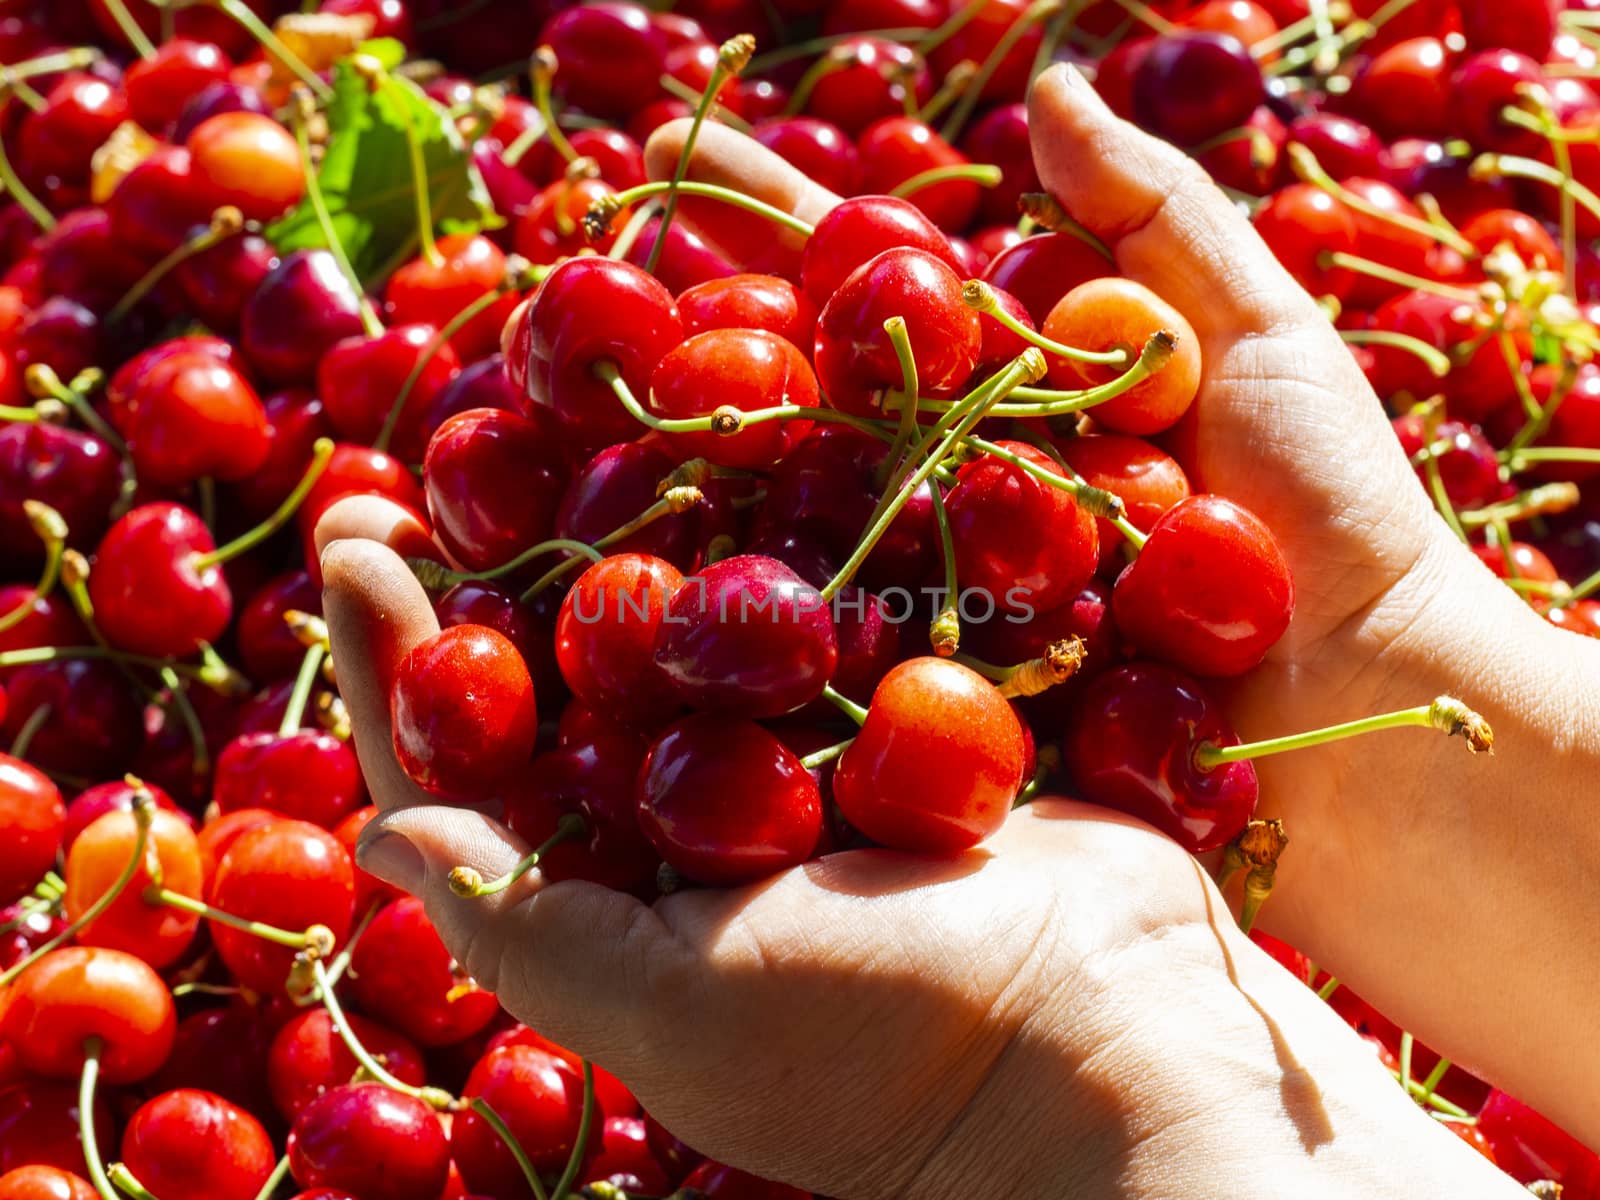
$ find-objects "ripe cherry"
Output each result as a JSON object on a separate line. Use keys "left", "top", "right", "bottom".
{"left": 751, "top": 117, "right": 862, "bottom": 197}
{"left": 555, "top": 553, "right": 686, "bottom": 727}
{"left": 1042, "top": 277, "right": 1201, "bottom": 434}
{"left": 856, "top": 117, "right": 981, "bottom": 233}
{"left": 799, "top": 195, "right": 960, "bottom": 306}
{"left": 186, "top": 112, "right": 304, "bottom": 223}
{"left": 87, "top": 502, "right": 230, "bottom": 660}
{"left": 1476, "top": 1089, "right": 1600, "bottom": 1190}
{"left": 1457, "top": 0, "right": 1556, "bottom": 59}
{"left": 0, "top": 1082, "right": 114, "bottom": 1177}
{"left": 267, "top": 1009, "right": 427, "bottom": 1121}
{"left": 123, "top": 39, "right": 233, "bottom": 132}
{"left": 0, "top": 1165, "right": 97, "bottom": 1200}
{"left": 151, "top": 1002, "right": 275, "bottom": 1118}
{"left": 0, "top": 423, "right": 121, "bottom": 566}
{"left": 677, "top": 273, "right": 818, "bottom": 351}
{"left": 114, "top": 348, "right": 271, "bottom": 488}
{"left": 834, "top": 657, "right": 1025, "bottom": 853}
{"left": 961, "top": 104, "right": 1040, "bottom": 227}
{"left": 236, "top": 571, "right": 321, "bottom": 680}
{"left": 1252, "top": 183, "right": 1358, "bottom": 300}
{"left": 240, "top": 250, "right": 369, "bottom": 385}
{"left": 803, "top": 37, "right": 931, "bottom": 137}
{"left": 650, "top": 328, "right": 818, "bottom": 468}
{"left": 349, "top": 896, "right": 501, "bottom": 1046}
{"left": 1061, "top": 433, "right": 1193, "bottom": 569}
{"left": 1391, "top": 414, "right": 1501, "bottom": 508}
{"left": 540, "top": 3, "right": 668, "bottom": 117}
{"left": 287, "top": 1084, "right": 450, "bottom": 1200}
{"left": 18, "top": 74, "right": 128, "bottom": 188}
{"left": 1113, "top": 495, "right": 1293, "bottom": 677}
{"left": 317, "top": 324, "right": 462, "bottom": 461}
{"left": 63, "top": 807, "right": 202, "bottom": 969}
{"left": 120, "top": 1089, "right": 276, "bottom": 1200}
{"left": 1062, "top": 661, "right": 1257, "bottom": 853}
{"left": 1132, "top": 32, "right": 1264, "bottom": 145}
{"left": 585, "top": 1115, "right": 673, "bottom": 1193}
{"left": 979, "top": 231, "right": 1113, "bottom": 325}
{"left": 0, "top": 660, "right": 143, "bottom": 781}
{"left": 436, "top": 580, "right": 565, "bottom": 706}
{"left": 637, "top": 714, "right": 822, "bottom": 884}
{"left": 383, "top": 233, "right": 519, "bottom": 362}
{"left": 174, "top": 227, "right": 281, "bottom": 334}
{"left": 1451, "top": 50, "right": 1546, "bottom": 155}
{"left": 332, "top": 806, "right": 405, "bottom": 914}
{"left": 390, "top": 624, "right": 539, "bottom": 797}
{"left": 453, "top": 1044, "right": 593, "bottom": 1191}
{"left": 0, "top": 753, "right": 64, "bottom": 906}
{"left": 0, "top": 946, "right": 177, "bottom": 1084}
{"left": 1347, "top": 37, "right": 1453, "bottom": 141}
{"left": 213, "top": 731, "right": 364, "bottom": 829}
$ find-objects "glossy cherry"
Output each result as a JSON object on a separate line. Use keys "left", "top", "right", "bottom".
{"left": 554, "top": 440, "right": 697, "bottom": 569}
{"left": 0, "top": 422, "right": 120, "bottom": 567}
{"left": 856, "top": 117, "right": 981, "bottom": 233}
{"left": 751, "top": 117, "right": 862, "bottom": 198}
{"left": 650, "top": 328, "right": 818, "bottom": 468}
{"left": 348, "top": 895, "right": 501, "bottom": 1046}
{"left": 555, "top": 553, "right": 686, "bottom": 726}
{"left": 116, "top": 348, "right": 271, "bottom": 488}
{"left": 1062, "top": 661, "right": 1257, "bottom": 852}
{"left": 267, "top": 1009, "right": 427, "bottom": 1121}
{"left": 120, "top": 1089, "right": 276, "bottom": 1200}
{"left": 1476, "top": 1089, "right": 1600, "bottom": 1190}
{"left": 186, "top": 111, "right": 304, "bottom": 224}
{"left": 452, "top": 1044, "right": 593, "bottom": 1192}
{"left": 803, "top": 36, "right": 931, "bottom": 137}
{"left": 0, "top": 1166, "right": 97, "bottom": 1200}
{"left": 585, "top": 1115, "right": 673, "bottom": 1193}
{"left": 1391, "top": 414, "right": 1501, "bottom": 508}
{"left": 0, "top": 753, "right": 64, "bottom": 906}
{"left": 151, "top": 1002, "right": 275, "bottom": 1118}
{"left": 1061, "top": 433, "right": 1193, "bottom": 569}
{"left": 384, "top": 233, "right": 519, "bottom": 362}
{"left": 681, "top": 1161, "right": 810, "bottom": 1200}
{"left": 87, "top": 502, "right": 230, "bottom": 659}
{"left": 799, "top": 195, "right": 961, "bottom": 306}
{"left": 1251, "top": 183, "right": 1358, "bottom": 300}
{"left": 63, "top": 807, "right": 202, "bottom": 969}
{"left": 1450, "top": 50, "right": 1545, "bottom": 156}
{"left": 540, "top": 3, "right": 668, "bottom": 117}
{"left": 287, "top": 1084, "right": 450, "bottom": 1200}
{"left": 677, "top": 273, "right": 818, "bottom": 351}
{"left": 390, "top": 624, "right": 539, "bottom": 796}
{"left": 0, "top": 660, "right": 143, "bottom": 780}
{"left": 979, "top": 232, "right": 1113, "bottom": 326}
{"left": 1132, "top": 32, "right": 1264, "bottom": 145}
{"left": 240, "top": 250, "right": 369, "bottom": 385}
{"left": 213, "top": 731, "right": 364, "bottom": 829}
{"left": 317, "top": 324, "right": 462, "bottom": 461}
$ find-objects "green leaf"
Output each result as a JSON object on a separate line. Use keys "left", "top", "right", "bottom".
{"left": 266, "top": 59, "right": 500, "bottom": 286}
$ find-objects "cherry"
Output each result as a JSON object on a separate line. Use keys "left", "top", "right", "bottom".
{"left": 454, "top": 1045, "right": 592, "bottom": 1194}
{"left": 815, "top": 246, "right": 980, "bottom": 417}
{"left": 1061, "top": 433, "right": 1193, "bottom": 570}
{"left": 115, "top": 349, "right": 271, "bottom": 488}
{"left": 1284, "top": 114, "right": 1383, "bottom": 181}
{"left": 751, "top": 117, "right": 862, "bottom": 198}
{"left": 1477, "top": 1089, "right": 1600, "bottom": 1189}
{"left": 318, "top": 325, "right": 462, "bottom": 461}
{"left": 1458, "top": 0, "right": 1556, "bottom": 59}
{"left": 35, "top": 209, "right": 155, "bottom": 317}
{"left": 236, "top": 570, "right": 321, "bottom": 680}
{"left": 947, "top": 440, "right": 1100, "bottom": 617}
{"left": 436, "top": 580, "right": 565, "bottom": 706}
{"left": 1451, "top": 50, "right": 1545, "bottom": 156}
{"left": 1381, "top": 139, "right": 1513, "bottom": 227}
{"left": 1132, "top": 32, "right": 1264, "bottom": 146}
{"left": 963, "top": 580, "right": 1120, "bottom": 727}
{"left": 240, "top": 250, "right": 370, "bottom": 385}
{"left": 516, "top": 175, "right": 623, "bottom": 265}
{"left": 2, "top": 903, "right": 65, "bottom": 973}
{"left": 332, "top": 806, "right": 405, "bottom": 913}
{"left": 1062, "top": 661, "right": 1257, "bottom": 853}
{"left": 17, "top": 74, "right": 128, "bottom": 189}
{"left": 504, "top": 733, "right": 659, "bottom": 893}
{"left": 1547, "top": 599, "right": 1600, "bottom": 638}
{"left": 800, "top": 195, "right": 961, "bottom": 306}
{"left": 63, "top": 806, "right": 202, "bottom": 969}
{"left": 654, "top": 554, "right": 839, "bottom": 717}
{"left": 11, "top": 299, "right": 102, "bottom": 384}
{"left": 681, "top": 1161, "right": 809, "bottom": 1200}
{"left": 287, "top": 1084, "right": 450, "bottom": 1200}
{"left": 979, "top": 232, "right": 1113, "bottom": 325}
{"left": 87, "top": 502, "right": 231, "bottom": 659}
{"left": 423, "top": 407, "right": 569, "bottom": 574}
{"left": 174, "top": 228, "right": 281, "bottom": 334}
{"left": 0, "top": 753, "right": 64, "bottom": 906}
{"left": 1473, "top": 541, "right": 1560, "bottom": 587}
{"left": 321, "top": 0, "right": 417, "bottom": 44}
{"left": 1509, "top": 364, "right": 1600, "bottom": 483}
{"left": 152, "top": 1002, "right": 276, "bottom": 1118}
{"left": 195, "top": 807, "right": 275, "bottom": 886}
{"left": 1252, "top": 183, "right": 1358, "bottom": 300}
{"left": 170, "top": 80, "right": 271, "bottom": 144}
{"left": 214, "top": 731, "right": 364, "bottom": 830}
{"left": 677, "top": 273, "right": 818, "bottom": 351}
{"left": 512, "top": 256, "right": 683, "bottom": 450}
{"left": 485, "top": 1025, "right": 638, "bottom": 1120}
{"left": 390, "top": 624, "right": 539, "bottom": 797}
{"left": 0, "top": 1082, "right": 114, "bottom": 1177}
{"left": 1042, "top": 277, "right": 1201, "bottom": 434}
{"left": 555, "top": 441, "right": 698, "bottom": 570}
{"left": 622, "top": 215, "right": 740, "bottom": 295}
{"left": 584, "top": 1115, "right": 673, "bottom": 1193}
{"left": 0, "top": 945, "right": 177, "bottom": 1083}
{"left": 1346, "top": 37, "right": 1453, "bottom": 141}
{"left": 267, "top": 1008, "right": 427, "bottom": 1121}
{"left": 120, "top": 1089, "right": 275, "bottom": 1200}
{"left": 123, "top": 39, "right": 233, "bottom": 133}
{"left": 412, "top": 353, "right": 523, "bottom": 449}
{"left": 803, "top": 37, "right": 931, "bottom": 137}
{"left": 185, "top": 112, "right": 304, "bottom": 224}
{"left": 556, "top": 553, "right": 686, "bottom": 726}
{"left": 384, "top": 234, "right": 519, "bottom": 362}
{"left": 0, "top": 660, "right": 143, "bottom": 780}
{"left": 297, "top": 443, "right": 425, "bottom": 550}
{"left": 650, "top": 328, "right": 818, "bottom": 468}
{"left": 857, "top": 117, "right": 981, "bottom": 233}
{"left": 348, "top": 894, "right": 499, "bottom": 1046}
{"left": 0, "top": 1166, "right": 97, "bottom": 1200}
{"left": 833, "top": 657, "right": 1024, "bottom": 853}
{"left": 1459, "top": 209, "right": 1561, "bottom": 272}
{"left": 1391, "top": 414, "right": 1501, "bottom": 508}
{"left": 208, "top": 818, "right": 354, "bottom": 994}
{"left": 540, "top": 3, "right": 668, "bottom": 118}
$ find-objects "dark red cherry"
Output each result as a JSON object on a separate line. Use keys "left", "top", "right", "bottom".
{"left": 0, "top": 660, "right": 142, "bottom": 780}
{"left": 348, "top": 896, "right": 499, "bottom": 1045}
{"left": 175, "top": 228, "right": 280, "bottom": 334}
{"left": 320, "top": 0, "right": 416, "bottom": 45}
{"left": 979, "top": 231, "right": 1112, "bottom": 325}
{"left": 1451, "top": 50, "right": 1545, "bottom": 155}
{"left": 120, "top": 1089, "right": 275, "bottom": 1200}
{"left": 513, "top": 257, "right": 683, "bottom": 450}
{"left": 1113, "top": 495, "right": 1293, "bottom": 678}
{"left": 34, "top": 208, "right": 152, "bottom": 316}
{"left": 540, "top": 3, "right": 667, "bottom": 117}
{"left": 637, "top": 714, "right": 822, "bottom": 885}
{"left": 676, "top": 273, "right": 818, "bottom": 350}
{"left": 621, "top": 217, "right": 739, "bottom": 295}
{"left": 856, "top": 117, "right": 981, "bottom": 233}
{"left": 800, "top": 195, "right": 961, "bottom": 306}
{"left": 555, "top": 553, "right": 685, "bottom": 726}
{"left": 18, "top": 74, "right": 128, "bottom": 187}
{"left": 654, "top": 554, "right": 839, "bottom": 718}
{"left": 268, "top": 1007, "right": 426, "bottom": 1123}
{"left": 1062, "top": 661, "right": 1258, "bottom": 853}
{"left": 555, "top": 440, "right": 698, "bottom": 569}
{"left": 947, "top": 440, "right": 1100, "bottom": 616}
{"left": 0, "top": 1081, "right": 115, "bottom": 1177}
{"left": 213, "top": 731, "right": 363, "bottom": 830}
{"left": 436, "top": 580, "right": 564, "bottom": 706}
{"left": 832, "top": 657, "right": 1025, "bottom": 853}
{"left": 964, "top": 579, "right": 1120, "bottom": 726}
{"left": 11, "top": 299, "right": 101, "bottom": 383}
{"left": 681, "top": 1160, "right": 809, "bottom": 1200}
{"left": 317, "top": 325, "right": 462, "bottom": 461}
{"left": 960, "top": 103, "right": 1039, "bottom": 227}
{"left": 240, "top": 250, "right": 369, "bottom": 385}
{"left": 751, "top": 117, "right": 862, "bottom": 197}
{"left": 1457, "top": 0, "right": 1555, "bottom": 59}
{"left": 0, "top": 422, "right": 121, "bottom": 565}
{"left": 1476, "top": 1089, "right": 1600, "bottom": 1191}
{"left": 88, "top": 503, "right": 230, "bottom": 659}
{"left": 1346, "top": 37, "right": 1453, "bottom": 141}
{"left": 287, "top": 1085, "right": 449, "bottom": 1200}
{"left": 1285, "top": 113, "right": 1384, "bottom": 180}
{"left": 1391, "top": 414, "right": 1501, "bottom": 507}
{"left": 236, "top": 570, "right": 321, "bottom": 680}
{"left": 170, "top": 80, "right": 270, "bottom": 145}
{"left": 1132, "top": 32, "right": 1264, "bottom": 145}
{"left": 804, "top": 37, "right": 932, "bottom": 137}
{"left": 423, "top": 408, "right": 569, "bottom": 574}
{"left": 585, "top": 1115, "right": 673, "bottom": 1194}
{"left": 414, "top": 354, "right": 522, "bottom": 450}
{"left": 453, "top": 1045, "right": 593, "bottom": 1192}
{"left": 123, "top": 39, "right": 233, "bottom": 133}
{"left": 1195, "top": 106, "right": 1286, "bottom": 195}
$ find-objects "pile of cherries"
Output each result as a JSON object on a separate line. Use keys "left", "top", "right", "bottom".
{"left": 1, "top": 0, "right": 1598, "bottom": 1197}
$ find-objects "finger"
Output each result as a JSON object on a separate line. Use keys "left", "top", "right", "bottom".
{"left": 355, "top": 804, "right": 692, "bottom": 1069}
{"left": 643, "top": 119, "right": 841, "bottom": 278}
{"left": 1027, "top": 64, "right": 1320, "bottom": 338}
{"left": 321, "top": 537, "right": 440, "bottom": 812}
{"left": 314, "top": 492, "right": 441, "bottom": 567}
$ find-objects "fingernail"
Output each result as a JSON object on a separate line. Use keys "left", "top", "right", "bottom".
{"left": 357, "top": 829, "right": 425, "bottom": 894}
{"left": 1062, "top": 62, "right": 1085, "bottom": 87}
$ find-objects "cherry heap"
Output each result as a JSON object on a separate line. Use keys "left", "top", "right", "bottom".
{"left": 1, "top": 0, "right": 1599, "bottom": 1198}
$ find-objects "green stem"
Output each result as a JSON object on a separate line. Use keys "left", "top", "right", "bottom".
{"left": 309, "top": 957, "right": 453, "bottom": 1106}
{"left": 0, "top": 125, "right": 54, "bottom": 229}
{"left": 799, "top": 737, "right": 855, "bottom": 770}
{"left": 928, "top": 483, "right": 960, "bottom": 655}
{"left": 516, "top": 488, "right": 704, "bottom": 601}
{"left": 251, "top": 1156, "right": 292, "bottom": 1200}
{"left": 26, "top": 367, "right": 126, "bottom": 455}
{"left": 80, "top": 1039, "right": 118, "bottom": 1200}
{"left": 0, "top": 502, "right": 67, "bottom": 636}
{"left": 210, "top": 0, "right": 331, "bottom": 98}
{"left": 149, "top": 888, "right": 312, "bottom": 948}
{"left": 471, "top": 1099, "right": 551, "bottom": 1200}
{"left": 392, "top": 73, "right": 441, "bottom": 266}
{"left": 278, "top": 642, "right": 328, "bottom": 737}
{"left": 939, "top": 0, "right": 1057, "bottom": 142}
{"left": 961, "top": 279, "right": 1131, "bottom": 365}
{"left": 1398, "top": 1030, "right": 1415, "bottom": 1094}
{"left": 530, "top": 48, "right": 579, "bottom": 165}
{"left": 1474, "top": 153, "right": 1600, "bottom": 234}
{"left": 877, "top": 316, "right": 922, "bottom": 490}
{"left": 1320, "top": 251, "right": 1479, "bottom": 302}
{"left": 193, "top": 438, "right": 333, "bottom": 570}
{"left": 412, "top": 537, "right": 601, "bottom": 591}
{"left": 1421, "top": 442, "right": 1469, "bottom": 543}
{"left": 450, "top": 814, "right": 586, "bottom": 898}
{"left": 7, "top": 703, "right": 50, "bottom": 760}
{"left": 1289, "top": 144, "right": 1474, "bottom": 255}
{"left": 890, "top": 163, "right": 1004, "bottom": 198}
{"left": 159, "top": 667, "right": 212, "bottom": 780}
{"left": 106, "top": 1164, "right": 160, "bottom": 1200}
{"left": 1194, "top": 696, "right": 1491, "bottom": 770}
{"left": 99, "top": 0, "right": 158, "bottom": 56}
{"left": 291, "top": 107, "right": 382, "bottom": 336}
{"left": 603, "top": 180, "right": 815, "bottom": 240}
{"left": 1504, "top": 445, "right": 1600, "bottom": 467}
{"left": 1399, "top": 1074, "right": 1470, "bottom": 1117}
{"left": 821, "top": 684, "right": 870, "bottom": 726}
{"left": 1316, "top": 975, "right": 1340, "bottom": 1001}
{"left": 915, "top": 1, "right": 991, "bottom": 57}
{"left": 1337, "top": 329, "right": 1451, "bottom": 377}
{"left": 549, "top": 1062, "right": 596, "bottom": 1200}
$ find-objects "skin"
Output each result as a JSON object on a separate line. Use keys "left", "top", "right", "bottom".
{"left": 321, "top": 65, "right": 1595, "bottom": 1195}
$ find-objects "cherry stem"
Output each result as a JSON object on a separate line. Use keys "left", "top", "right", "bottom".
{"left": 529, "top": 47, "right": 580, "bottom": 165}
{"left": 0, "top": 792, "right": 153, "bottom": 990}
{"left": 1417, "top": 1056, "right": 1452, "bottom": 1105}
{"left": 291, "top": 99, "right": 383, "bottom": 337}
{"left": 959, "top": 433, "right": 1133, "bottom": 523}
{"left": 25, "top": 365, "right": 126, "bottom": 455}
{"left": 646, "top": 34, "right": 756, "bottom": 276}
{"left": 193, "top": 437, "right": 333, "bottom": 570}
{"left": 783, "top": 48, "right": 849, "bottom": 119}
{"left": 1017, "top": 193, "right": 1116, "bottom": 262}
{"left": 1319, "top": 251, "right": 1479, "bottom": 302}
{"left": 747, "top": 27, "right": 929, "bottom": 73}
{"left": 1316, "top": 975, "right": 1340, "bottom": 1001}
{"left": 877, "top": 315, "right": 922, "bottom": 490}
{"left": 0, "top": 115, "right": 54, "bottom": 231}
{"left": 939, "top": 0, "right": 1059, "bottom": 142}
{"left": 0, "top": 645, "right": 245, "bottom": 693}
{"left": 918, "top": 61, "right": 981, "bottom": 126}
{"left": 107, "top": 208, "right": 245, "bottom": 325}
{"left": 159, "top": 665, "right": 212, "bottom": 780}
{"left": 250, "top": 1155, "right": 293, "bottom": 1200}
{"left": 1473, "top": 153, "right": 1600, "bottom": 236}
{"left": 1289, "top": 144, "right": 1474, "bottom": 255}
{"left": 0, "top": 49, "right": 102, "bottom": 82}
{"left": 1398, "top": 1073, "right": 1471, "bottom": 1117}
{"left": 148, "top": 887, "right": 321, "bottom": 949}
{"left": 204, "top": 0, "right": 331, "bottom": 99}
{"left": 799, "top": 737, "right": 855, "bottom": 770}
{"left": 1194, "top": 695, "right": 1493, "bottom": 771}
{"left": 659, "top": 73, "right": 753, "bottom": 134}
{"left": 308, "top": 956, "right": 456, "bottom": 1109}
{"left": 106, "top": 1164, "right": 159, "bottom": 1200}
{"left": 278, "top": 641, "right": 328, "bottom": 738}
{"left": 596, "top": 180, "right": 814, "bottom": 241}
{"left": 449, "top": 813, "right": 586, "bottom": 898}
{"left": 471, "top": 1098, "right": 551, "bottom": 1200}
{"left": 1336, "top": 329, "right": 1451, "bottom": 377}
{"left": 821, "top": 684, "right": 869, "bottom": 726}
{"left": 915, "top": 1, "right": 990, "bottom": 57}
{"left": 1460, "top": 481, "right": 1579, "bottom": 526}
{"left": 962, "top": 280, "right": 1130, "bottom": 365}
{"left": 79, "top": 1038, "right": 117, "bottom": 1200}
{"left": 518, "top": 487, "right": 702, "bottom": 601}
{"left": 1417, "top": 435, "right": 1468, "bottom": 543}
{"left": 1502, "top": 444, "right": 1600, "bottom": 468}
{"left": 0, "top": 502, "right": 67, "bottom": 637}
{"left": 411, "top": 539, "right": 601, "bottom": 592}
{"left": 928, "top": 484, "right": 960, "bottom": 657}
{"left": 549, "top": 1061, "right": 596, "bottom": 1200}
{"left": 307, "top": 897, "right": 381, "bottom": 1001}
{"left": 889, "top": 162, "right": 1005, "bottom": 199}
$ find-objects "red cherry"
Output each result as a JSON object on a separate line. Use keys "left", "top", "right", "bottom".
{"left": 484, "top": 1025, "right": 638, "bottom": 1120}
{"left": 979, "top": 231, "right": 1113, "bottom": 325}
{"left": 390, "top": 624, "right": 540, "bottom": 797}
{"left": 1132, "top": 32, "right": 1264, "bottom": 146}
{"left": 1, "top": 903, "right": 66, "bottom": 974}
{"left": 833, "top": 657, "right": 1024, "bottom": 853}
{"left": 0, "top": 660, "right": 143, "bottom": 781}
{"left": 0, "top": 424, "right": 120, "bottom": 569}
{"left": 0, "top": 1166, "right": 97, "bottom": 1200}
{"left": 1112, "top": 495, "right": 1293, "bottom": 677}
{"left": 33, "top": 210, "right": 151, "bottom": 318}
{"left": 120, "top": 1089, "right": 275, "bottom": 1200}
{"left": 1061, "top": 433, "right": 1193, "bottom": 570}
{"left": 63, "top": 807, "right": 201, "bottom": 969}
{"left": 650, "top": 328, "right": 818, "bottom": 468}
{"left": 208, "top": 819, "right": 354, "bottom": 994}
{"left": 332, "top": 806, "right": 404, "bottom": 913}
{"left": 1458, "top": 0, "right": 1555, "bottom": 58}
{"left": 297, "top": 442, "right": 425, "bottom": 547}
{"left": 681, "top": 1161, "right": 809, "bottom": 1200}
{"left": 1473, "top": 541, "right": 1560, "bottom": 588}
{"left": 436, "top": 580, "right": 565, "bottom": 706}
{"left": 320, "top": 0, "right": 415, "bottom": 44}
{"left": 751, "top": 117, "right": 862, "bottom": 197}
{"left": 799, "top": 195, "right": 960, "bottom": 306}
{"left": 287, "top": 1084, "right": 450, "bottom": 1200}
{"left": 267, "top": 1008, "right": 427, "bottom": 1121}
{"left": 317, "top": 325, "right": 462, "bottom": 462}
{"left": 621, "top": 217, "right": 740, "bottom": 294}
{"left": 584, "top": 1116, "right": 673, "bottom": 1193}
{"left": 856, "top": 117, "right": 981, "bottom": 233}
{"left": 0, "top": 946, "right": 176, "bottom": 1084}
{"left": 175, "top": 227, "right": 281, "bottom": 335}
{"left": 540, "top": 3, "right": 668, "bottom": 118}
{"left": 555, "top": 553, "right": 685, "bottom": 726}
{"left": 514, "top": 176, "right": 622, "bottom": 264}
{"left": 151, "top": 1002, "right": 275, "bottom": 1117}
{"left": 1460, "top": 208, "right": 1561, "bottom": 272}
{"left": 960, "top": 103, "right": 1040, "bottom": 227}
{"left": 236, "top": 570, "right": 321, "bottom": 680}
{"left": 1450, "top": 50, "right": 1545, "bottom": 155}
{"left": 18, "top": 75, "right": 128, "bottom": 187}
{"left": 804, "top": 37, "right": 931, "bottom": 137}
{"left": 453, "top": 1044, "right": 593, "bottom": 1191}
{"left": 117, "top": 349, "right": 270, "bottom": 488}
{"left": 383, "top": 234, "right": 518, "bottom": 362}
{"left": 1062, "top": 662, "right": 1258, "bottom": 853}
{"left": 1477, "top": 1089, "right": 1600, "bottom": 1190}
{"left": 213, "top": 731, "right": 364, "bottom": 829}
{"left": 348, "top": 896, "right": 500, "bottom": 1046}
{"left": 1252, "top": 183, "right": 1358, "bottom": 300}
{"left": 124, "top": 40, "right": 232, "bottom": 132}
{"left": 241, "top": 250, "right": 369, "bottom": 385}
{"left": 676, "top": 273, "right": 818, "bottom": 351}
{"left": 1346, "top": 37, "right": 1453, "bottom": 141}
{"left": 1285, "top": 113, "right": 1383, "bottom": 180}
{"left": 0, "top": 1082, "right": 114, "bottom": 1178}
{"left": 0, "top": 754, "right": 64, "bottom": 906}
{"left": 947, "top": 440, "right": 1100, "bottom": 617}
{"left": 1390, "top": 414, "right": 1501, "bottom": 508}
